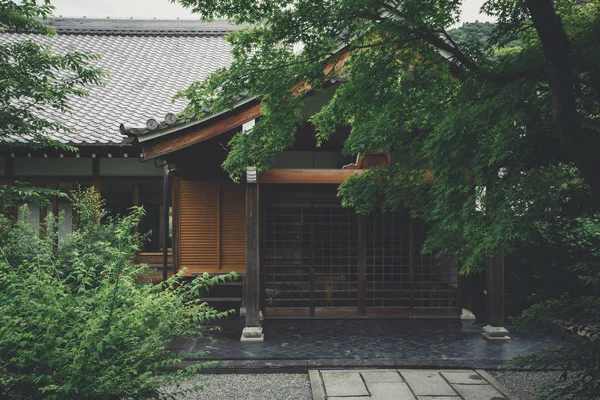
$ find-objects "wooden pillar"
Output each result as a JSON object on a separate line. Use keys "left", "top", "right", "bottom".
{"left": 487, "top": 249, "right": 505, "bottom": 326}
{"left": 92, "top": 157, "right": 101, "bottom": 193}
{"left": 483, "top": 249, "right": 510, "bottom": 339}
{"left": 2, "top": 156, "right": 16, "bottom": 219}
{"left": 171, "top": 176, "right": 179, "bottom": 275}
{"left": 459, "top": 273, "right": 474, "bottom": 312}
{"left": 357, "top": 215, "right": 366, "bottom": 317}
{"left": 409, "top": 217, "right": 415, "bottom": 314}
{"left": 241, "top": 167, "right": 263, "bottom": 341}
{"left": 51, "top": 179, "right": 59, "bottom": 217}
{"left": 458, "top": 267, "right": 476, "bottom": 327}
{"left": 161, "top": 165, "right": 170, "bottom": 282}
{"left": 4, "top": 155, "right": 15, "bottom": 180}
{"left": 132, "top": 183, "right": 140, "bottom": 234}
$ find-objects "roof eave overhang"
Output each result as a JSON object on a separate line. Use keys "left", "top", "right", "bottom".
{"left": 135, "top": 96, "right": 258, "bottom": 144}
{"left": 131, "top": 44, "right": 352, "bottom": 160}
{"left": 137, "top": 98, "right": 262, "bottom": 160}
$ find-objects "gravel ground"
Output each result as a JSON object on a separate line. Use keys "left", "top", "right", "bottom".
{"left": 488, "top": 370, "right": 563, "bottom": 400}
{"left": 164, "top": 373, "right": 312, "bottom": 400}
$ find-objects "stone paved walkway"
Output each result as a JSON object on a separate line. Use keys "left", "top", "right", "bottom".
{"left": 309, "top": 369, "right": 516, "bottom": 400}
{"left": 172, "top": 318, "right": 570, "bottom": 370}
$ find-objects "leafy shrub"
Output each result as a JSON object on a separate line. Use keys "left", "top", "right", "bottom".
{"left": 0, "top": 187, "right": 236, "bottom": 399}
{"left": 507, "top": 216, "right": 600, "bottom": 400}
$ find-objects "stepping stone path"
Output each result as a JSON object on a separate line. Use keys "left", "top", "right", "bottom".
{"left": 309, "top": 369, "right": 517, "bottom": 400}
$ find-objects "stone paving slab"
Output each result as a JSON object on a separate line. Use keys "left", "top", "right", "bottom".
{"left": 441, "top": 370, "right": 489, "bottom": 385}
{"left": 453, "top": 383, "right": 507, "bottom": 400}
{"left": 369, "top": 381, "right": 415, "bottom": 400}
{"left": 402, "top": 370, "right": 458, "bottom": 396}
{"left": 416, "top": 397, "right": 461, "bottom": 400}
{"left": 321, "top": 371, "right": 369, "bottom": 397}
{"left": 361, "top": 370, "right": 404, "bottom": 383}
{"left": 310, "top": 369, "right": 518, "bottom": 400}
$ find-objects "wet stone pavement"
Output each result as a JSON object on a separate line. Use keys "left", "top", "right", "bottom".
{"left": 171, "top": 318, "right": 568, "bottom": 370}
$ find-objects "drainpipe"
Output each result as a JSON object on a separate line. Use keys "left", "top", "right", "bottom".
{"left": 162, "top": 164, "right": 170, "bottom": 282}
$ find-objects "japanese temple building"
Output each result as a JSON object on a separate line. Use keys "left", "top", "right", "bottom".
{"left": 0, "top": 18, "right": 508, "bottom": 342}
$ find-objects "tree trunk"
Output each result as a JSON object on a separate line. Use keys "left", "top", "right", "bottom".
{"left": 526, "top": 0, "right": 600, "bottom": 198}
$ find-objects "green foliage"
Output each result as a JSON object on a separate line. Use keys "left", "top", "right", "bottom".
{"left": 0, "top": 181, "right": 65, "bottom": 210}
{"left": 504, "top": 215, "right": 600, "bottom": 400}
{"left": 0, "top": 187, "right": 236, "bottom": 400}
{"left": 56, "top": 186, "right": 147, "bottom": 281}
{"left": 0, "top": 0, "right": 106, "bottom": 149}
{"left": 174, "top": 0, "right": 600, "bottom": 269}
{"left": 174, "top": 0, "right": 600, "bottom": 397}
{"left": 449, "top": 21, "right": 496, "bottom": 47}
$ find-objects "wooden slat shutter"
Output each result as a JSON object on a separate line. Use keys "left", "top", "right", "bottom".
{"left": 178, "top": 181, "right": 219, "bottom": 274}
{"left": 177, "top": 180, "right": 246, "bottom": 274}
{"left": 220, "top": 182, "right": 246, "bottom": 271}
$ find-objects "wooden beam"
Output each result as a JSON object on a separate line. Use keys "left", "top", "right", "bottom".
{"left": 142, "top": 101, "right": 262, "bottom": 160}
{"left": 260, "top": 168, "right": 365, "bottom": 184}
{"left": 486, "top": 249, "right": 505, "bottom": 326}
{"left": 245, "top": 182, "right": 261, "bottom": 329}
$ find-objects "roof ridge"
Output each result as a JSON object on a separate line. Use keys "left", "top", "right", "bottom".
{"left": 13, "top": 17, "right": 244, "bottom": 36}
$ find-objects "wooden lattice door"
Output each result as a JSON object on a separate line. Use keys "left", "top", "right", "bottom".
{"left": 262, "top": 204, "right": 459, "bottom": 318}
{"left": 263, "top": 203, "right": 359, "bottom": 317}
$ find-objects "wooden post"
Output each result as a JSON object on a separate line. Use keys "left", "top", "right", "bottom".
{"left": 171, "top": 176, "right": 179, "bottom": 275}
{"left": 3, "top": 156, "right": 16, "bottom": 219}
{"left": 132, "top": 183, "right": 140, "bottom": 234}
{"left": 409, "top": 218, "right": 415, "bottom": 315}
{"left": 358, "top": 215, "right": 366, "bottom": 317}
{"left": 458, "top": 266, "right": 476, "bottom": 328}
{"left": 51, "top": 179, "right": 59, "bottom": 217}
{"left": 482, "top": 249, "right": 510, "bottom": 339}
{"left": 487, "top": 249, "right": 505, "bottom": 326}
{"left": 241, "top": 167, "right": 263, "bottom": 341}
{"left": 459, "top": 273, "right": 474, "bottom": 312}
{"left": 161, "top": 165, "right": 170, "bottom": 282}
{"left": 92, "top": 156, "right": 101, "bottom": 194}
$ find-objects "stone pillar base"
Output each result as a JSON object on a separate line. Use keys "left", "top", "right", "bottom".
{"left": 482, "top": 324, "right": 511, "bottom": 340}
{"left": 240, "top": 326, "right": 264, "bottom": 342}
{"left": 460, "top": 309, "right": 476, "bottom": 329}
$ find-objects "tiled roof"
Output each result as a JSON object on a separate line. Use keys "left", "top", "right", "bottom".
{"left": 0, "top": 18, "right": 237, "bottom": 145}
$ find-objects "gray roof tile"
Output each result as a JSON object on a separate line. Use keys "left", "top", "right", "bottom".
{"left": 0, "top": 18, "right": 236, "bottom": 145}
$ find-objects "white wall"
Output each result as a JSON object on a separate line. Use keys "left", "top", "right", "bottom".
{"left": 57, "top": 203, "right": 73, "bottom": 243}
{"left": 18, "top": 203, "right": 41, "bottom": 234}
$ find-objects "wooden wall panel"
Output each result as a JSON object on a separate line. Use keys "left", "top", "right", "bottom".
{"left": 177, "top": 180, "right": 246, "bottom": 275}
{"left": 220, "top": 182, "right": 246, "bottom": 271}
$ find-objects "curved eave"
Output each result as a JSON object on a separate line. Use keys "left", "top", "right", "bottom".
{"left": 137, "top": 98, "right": 262, "bottom": 160}
{"left": 135, "top": 97, "right": 258, "bottom": 145}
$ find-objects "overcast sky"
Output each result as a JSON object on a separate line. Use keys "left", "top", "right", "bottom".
{"left": 51, "top": 0, "right": 495, "bottom": 24}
